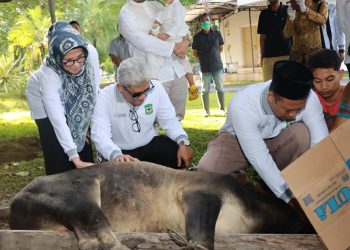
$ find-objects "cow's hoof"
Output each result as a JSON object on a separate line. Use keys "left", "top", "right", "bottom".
{"left": 78, "top": 238, "right": 100, "bottom": 250}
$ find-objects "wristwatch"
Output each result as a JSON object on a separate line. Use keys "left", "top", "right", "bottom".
{"left": 178, "top": 139, "right": 190, "bottom": 146}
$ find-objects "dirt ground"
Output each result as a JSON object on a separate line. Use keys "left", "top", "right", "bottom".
{"left": 0, "top": 136, "right": 41, "bottom": 166}
{"left": 0, "top": 137, "right": 42, "bottom": 229}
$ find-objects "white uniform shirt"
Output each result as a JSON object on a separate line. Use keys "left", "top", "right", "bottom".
{"left": 155, "top": 0, "right": 189, "bottom": 42}
{"left": 336, "top": 0, "right": 350, "bottom": 64}
{"left": 321, "top": 4, "right": 345, "bottom": 51}
{"left": 26, "top": 44, "right": 100, "bottom": 158}
{"left": 220, "top": 82, "right": 329, "bottom": 201}
{"left": 91, "top": 81, "right": 188, "bottom": 161}
{"left": 118, "top": 0, "right": 185, "bottom": 83}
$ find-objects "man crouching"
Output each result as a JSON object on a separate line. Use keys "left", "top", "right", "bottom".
{"left": 91, "top": 57, "right": 193, "bottom": 169}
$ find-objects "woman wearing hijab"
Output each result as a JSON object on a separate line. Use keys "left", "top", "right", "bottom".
{"left": 26, "top": 21, "right": 100, "bottom": 175}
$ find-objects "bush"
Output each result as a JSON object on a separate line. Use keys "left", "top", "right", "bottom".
{"left": 0, "top": 53, "right": 27, "bottom": 96}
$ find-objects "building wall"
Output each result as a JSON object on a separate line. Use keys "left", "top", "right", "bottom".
{"left": 220, "top": 10, "right": 261, "bottom": 69}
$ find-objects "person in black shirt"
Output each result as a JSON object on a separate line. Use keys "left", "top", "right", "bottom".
{"left": 258, "top": 0, "right": 291, "bottom": 81}
{"left": 192, "top": 13, "right": 225, "bottom": 117}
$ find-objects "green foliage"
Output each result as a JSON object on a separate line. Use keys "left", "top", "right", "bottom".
{"left": 0, "top": 54, "right": 27, "bottom": 95}
{"left": 8, "top": 6, "right": 51, "bottom": 72}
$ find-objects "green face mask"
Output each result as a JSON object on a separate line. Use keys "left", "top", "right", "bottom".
{"left": 201, "top": 20, "right": 211, "bottom": 30}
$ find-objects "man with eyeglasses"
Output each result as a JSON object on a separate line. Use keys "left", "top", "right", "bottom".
{"left": 91, "top": 57, "right": 193, "bottom": 169}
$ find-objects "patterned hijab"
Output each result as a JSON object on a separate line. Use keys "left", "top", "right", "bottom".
{"left": 45, "top": 21, "right": 96, "bottom": 152}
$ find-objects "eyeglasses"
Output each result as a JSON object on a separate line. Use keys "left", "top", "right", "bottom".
{"left": 123, "top": 82, "right": 154, "bottom": 100}
{"left": 63, "top": 55, "right": 86, "bottom": 67}
{"left": 129, "top": 109, "right": 141, "bottom": 133}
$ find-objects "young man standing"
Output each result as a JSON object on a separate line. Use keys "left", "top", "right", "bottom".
{"left": 309, "top": 49, "right": 345, "bottom": 131}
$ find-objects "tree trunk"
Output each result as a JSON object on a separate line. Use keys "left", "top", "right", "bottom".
{"left": 48, "top": 0, "right": 56, "bottom": 24}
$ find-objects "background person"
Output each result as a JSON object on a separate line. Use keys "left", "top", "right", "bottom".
{"left": 149, "top": 0, "right": 199, "bottom": 101}
{"left": 258, "top": 0, "right": 291, "bottom": 81}
{"left": 109, "top": 34, "right": 130, "bottom": 80}
{"left": 309, "top": 49, "right": 345, "bottom": 131}
{"left": 320, "top": 3, "right": 345, "bottom": 60}
{"left": 91, "top": 57, "right": 193, "bottom": 169}
{"left": 192, "top": 13, "right": 225, "bottom": 117}
{"left": 336, "top": 0, "right": 350, "bottom": 74}
{"left": 197, "top": 60, "right": 328, "bottom": 206}
{"left": 118, "top": 0, "right": 190, "bottom": 121}
{"left": 69, "top": 20, "right": 81, "bottom": 33}
{"left": 26, "top": 21, "right": 100, "bottom": 175}
{"left": 284, "top": 0, "right": 328, "bottom": 66}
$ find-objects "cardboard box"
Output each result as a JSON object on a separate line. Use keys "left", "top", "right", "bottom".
{"left": 282, "top": 120, "right": 350, "bottom": 250}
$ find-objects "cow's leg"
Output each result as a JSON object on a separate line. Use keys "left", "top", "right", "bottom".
{"left": 10, "top": 178, "right": 129, "bottom": 250}
{"left": 181, "top": 189, "right": 222, "bottom": 250}
{"left": 68, "top": 202, "right": 129, "bottom": 250}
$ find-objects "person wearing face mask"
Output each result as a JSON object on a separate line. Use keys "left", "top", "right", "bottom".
{"left": 118, "top": 0, "right": 190, "bottom": 121}
{"left": 91, "top": 57, "right": 193, "bottom": 169}
{"left": 283, "top": 0, "right": 328, "bottom": 66}
{"left": 192, "top": 13, "right": 225, "bottom": 117}
{"left": 25, "top": 21, "right": 100, "bottom": 175}
{"left": 258, "top": 0, "right": 291, "bottom": 81}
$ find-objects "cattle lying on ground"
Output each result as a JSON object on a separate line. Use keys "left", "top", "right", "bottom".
{"left": 9, "top": 161, "right": 309, "bottom": 250}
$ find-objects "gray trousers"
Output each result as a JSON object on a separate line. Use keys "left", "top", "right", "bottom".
{"left": 198, "top": 122, "right": 311, "bottom": 174}
{"left": 162, "top": 75, "right": 188, "bottom": 121}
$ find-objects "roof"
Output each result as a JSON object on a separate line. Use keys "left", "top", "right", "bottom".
{"left": 185, "top": 0, "right": 267, "bottom": 23}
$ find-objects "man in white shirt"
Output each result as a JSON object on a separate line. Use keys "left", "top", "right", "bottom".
{"left": 320, "top": 3, "right": 345, "bottom": 60}
{"left": 91, "top": 57, "right": 193, "bottom": 169}
{"left": 198, "top": 60, "right": 328, "bottom": 206}
{"left": 118, "top": 0, "right": 190, "bottom": 121}
{"left": 336, "top": 0, "right": 350, "bottom": 73}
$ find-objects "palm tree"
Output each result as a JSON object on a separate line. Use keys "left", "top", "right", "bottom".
{"left": 0, "top": 54, "right": 26, "bottom": 94}
{"left": 8, "top": 6, "right": 51, "bottom": 72}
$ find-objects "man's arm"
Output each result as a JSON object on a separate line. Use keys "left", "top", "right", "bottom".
{"left": 304, "top": 1, "right": 328, "bottom": 25}
{"left": 118, "top": 5, "right": 174, "bottom": 57}
{"left": 192, "top": 49, "right": 199, "bottom": 58}
{"left": 91, "top": 86, "right": 123, "bottom": 161}
{"left": 109, "top": 54, "right": 122, "bottom": 66}
{"left": 301, "top": 91, "right": 329, "bottom": 145}
{"left": 231, "top": 102, "right": 292, "bottom": 202}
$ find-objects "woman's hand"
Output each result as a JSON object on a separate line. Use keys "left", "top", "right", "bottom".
{"left": 72, "top": 157, "right": 94, "bottom": 169}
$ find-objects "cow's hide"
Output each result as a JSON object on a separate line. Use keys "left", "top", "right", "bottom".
{"left": 10, "top": 161, "right": 305, "bottom": 250}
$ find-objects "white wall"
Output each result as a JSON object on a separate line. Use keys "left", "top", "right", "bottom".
{"left": 220, "top": 10, "right": 260, "bottom": 68}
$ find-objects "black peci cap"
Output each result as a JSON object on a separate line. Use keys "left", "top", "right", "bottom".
{"left": 270, "top": 60, "right": 314, "bottom": 100}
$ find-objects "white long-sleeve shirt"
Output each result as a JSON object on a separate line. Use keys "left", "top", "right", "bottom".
{"left": 336, "top": 0, "right": 350, "bottom": 64}
{"left": 118, "top": 0, "right": 185, "bottom": 83}
{"left": 26, "top": 44, "right": 100, "bottom": 159}
{"left": 91, "top": 81, "right": 188, "bottom": 161}
{"left": 219, "top": 82, "right": 328, "bottom": 201}
{"left": 322, "top": 4, "right": 345, "bottom": 51}
{"left": 155, "top": 0, "right": 189, "bottom": 41}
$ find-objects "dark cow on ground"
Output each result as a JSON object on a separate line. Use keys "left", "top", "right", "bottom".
{"left": 9, "top": 161, "right": 309, "bottom": 250}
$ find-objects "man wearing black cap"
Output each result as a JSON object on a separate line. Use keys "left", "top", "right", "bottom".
{"left": 198, "top": 60, "right": 328, "bottom": 206}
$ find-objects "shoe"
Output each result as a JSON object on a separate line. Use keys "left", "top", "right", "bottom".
{"left": 204, "top": 113, "right": 210, "bottom": 117}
